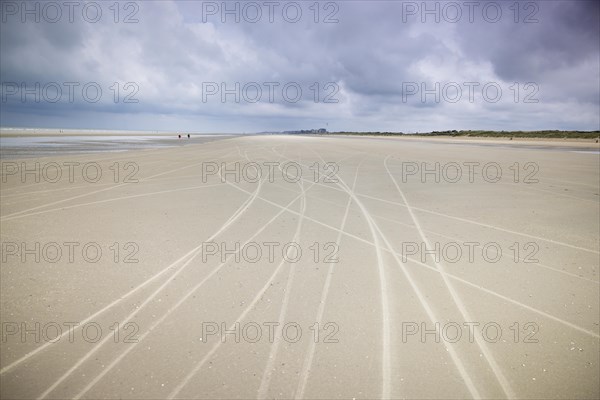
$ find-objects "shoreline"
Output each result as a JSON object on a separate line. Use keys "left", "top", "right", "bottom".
{"left": 0, "top": 128, "right": 242, "bottom": 138}
{"left": 0, "top": 134, "right": 239, "bottom": 160}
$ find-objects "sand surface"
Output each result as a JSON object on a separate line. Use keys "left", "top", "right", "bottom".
{"left": 1, "top": 135, "right": 598, "bottom": 399}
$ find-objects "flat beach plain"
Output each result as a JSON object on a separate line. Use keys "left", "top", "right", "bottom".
{"left": 1, "top": 135, "right": 598, "bottom": 399}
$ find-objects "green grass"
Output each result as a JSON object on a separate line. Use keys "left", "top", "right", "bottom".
{"left": 321, "top": 130, "right": 600, "bottom": 139}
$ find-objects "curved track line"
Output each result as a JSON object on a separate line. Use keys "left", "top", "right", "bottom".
{"left": 0, "top": 164, "right": 255, "bottom": 377}
{"left": 0, "top": 155, "right": 247, "bottom": 220}
{"left": 221, "top": 172, "right": 600, "bottom": 339}
{"left": 294, "top": 158, "right": 363, "bottom": 400}
{"left": 36, "top": 168, "right": 264, "bottom": 399}
{"left": 261, "top": 174, "right": 599, "bottom": 255}
{"left": 1, "top": 151, "right": 235, "bottom": 221}
{"left": 290, "top": 146, "right": 392, "bottom": 399}
{"left": 0, "top": 244, "right": 197, "bottom": 376}
{"left": 234, "top": 165, "right": 599, "bottom": 256}
{"left": 75, "top": 182, "right": 312, "bottom": 400}
{"left": 266, "top": 182, "right": 598, "bottom": 285}
{"left": 372, "top": 212, "right": 599, "bottom": 285}
{"left": 166, "top": 185, "right": 317, "bottom": 399}
{"left": 369, "top": 215, "right": 482, "bottom": 398}
{"left": 385, "top": 155, "right": 515, "bottom": 399}
{"left": 356, "top": 193, "right": 600, "bottom": 255}
{"left": 2, "top": 161, "right": 229, "bottom": 199}
{"left": 0, "top": 183, "right": 228, "bottom": 219}
{"left": 0, "top": 151, "right": 173, "bottom": 194}
{"left": 314, "top": 151, "right": 480, "bottom": 399}
{"left": 256, "top": 153, "right": 308, "bottom": 399}
{"left": 276, "top": 146, "right": 496, "bottom": 397}
{"left": 71, "top": 147, "right": 307, "bottom": 399}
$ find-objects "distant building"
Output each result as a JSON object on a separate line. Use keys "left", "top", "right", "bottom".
{"left": 283, "top": 128, "right": 328, "bottom": 134}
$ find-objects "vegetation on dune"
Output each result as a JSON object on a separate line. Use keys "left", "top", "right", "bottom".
{"left": 319, "top": 130, "right": 600, "bottom": 139}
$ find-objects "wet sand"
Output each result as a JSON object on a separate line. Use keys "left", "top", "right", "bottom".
{"left": 1, "top": 135, "right": 598, "bottom": 399}
{"left": 0, "top": 133, "right": 239, "bottom": 159}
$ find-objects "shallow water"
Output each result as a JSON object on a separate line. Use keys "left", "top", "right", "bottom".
{"left": 0, "top": 135, "right": 236, "bottom": 159}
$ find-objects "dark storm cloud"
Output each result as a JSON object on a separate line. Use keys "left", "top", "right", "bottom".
{"left": 0, "top": 0, "right": 598, "bottom": 132}
{"left": 454, "top": 0, "right": 600, "bottom": 82}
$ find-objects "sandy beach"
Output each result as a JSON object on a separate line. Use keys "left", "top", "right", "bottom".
{"left": 1, "top": 134, "right": 598, "bottom": 399}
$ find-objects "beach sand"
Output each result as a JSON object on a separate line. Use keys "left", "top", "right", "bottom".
{"left": 1, "top": 134, "right": 598, "bottom": 399}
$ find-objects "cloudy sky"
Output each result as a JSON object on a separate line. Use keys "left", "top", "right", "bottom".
{"left": 1, "top": 0, "right": 598, "bottom": 133}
